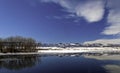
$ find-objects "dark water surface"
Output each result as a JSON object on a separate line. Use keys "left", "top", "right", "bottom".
{"left": 0, "top": 54, "right": 120, "bottom": 73}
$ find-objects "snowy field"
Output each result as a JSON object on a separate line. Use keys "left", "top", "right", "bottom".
{"left": 38, "top": 47, "right": 120, "bottom": 54}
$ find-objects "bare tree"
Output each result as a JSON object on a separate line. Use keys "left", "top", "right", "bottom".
{"left": 0, "top": 36, "right": 39, "bottom": 53}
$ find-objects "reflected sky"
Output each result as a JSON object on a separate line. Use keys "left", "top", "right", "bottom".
{"left": 0, "top": 55, "right": 120, "bottom": 73}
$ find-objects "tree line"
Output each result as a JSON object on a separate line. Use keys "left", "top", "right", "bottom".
{"left": 0, "top": 36, "right": 40, "bottom": 53}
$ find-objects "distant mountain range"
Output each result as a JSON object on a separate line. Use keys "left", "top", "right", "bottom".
{"left": 41, "top": 43, "right": 120, "bottom": 47}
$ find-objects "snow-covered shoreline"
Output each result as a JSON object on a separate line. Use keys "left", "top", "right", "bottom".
{"left": 38, "top": 47, "right": 120, "bottom": 54}
{"left": 0, "top": 47, "right": 120, "bottom": 55}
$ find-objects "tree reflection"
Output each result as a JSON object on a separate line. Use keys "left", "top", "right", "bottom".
{"left": 0, "top": 55, "right": 40, "bottom": 70}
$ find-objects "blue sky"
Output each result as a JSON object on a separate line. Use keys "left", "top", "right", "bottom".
{"left": 0, "top": 0, "right": 120, "bottom": 44}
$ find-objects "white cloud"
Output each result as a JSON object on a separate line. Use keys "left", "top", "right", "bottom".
{"left": 102, "top": 10, "right": 120, "bottom": 35}
{"left": 76, "top": 0, "right": 105, "bottom": 22}
{"left": 102, "top": 23, "right": 120, "bottom": 35}
{"left": 83, "top": 38, "right": 120, "bottom": 45}
{"left": 102, "top": 0, "right": 120, "bottom": 35}
{"left": 41, "top": 0, "right": 105, "bottom": 23}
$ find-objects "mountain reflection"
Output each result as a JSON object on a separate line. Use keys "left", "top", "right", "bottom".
{"left": 0, "top": 55, "right": 40, "bottom": 70}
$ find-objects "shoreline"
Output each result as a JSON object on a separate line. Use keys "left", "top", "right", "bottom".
{"left": 38, "top": 47, "right": 120, "bottom": 54}
{"left": 0, "top": 47, "right": 120, "bottom": 55}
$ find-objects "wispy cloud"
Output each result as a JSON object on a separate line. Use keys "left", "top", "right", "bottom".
{"left": 45, "top": 14, "right": 77, "bottom": 20}
{"left": 102, "top": 0, "right": 120, "bottom": 35}
{"left": 41, "top": 0, "right": 105, "bottom": 23}
{"left": 41, "top": 0, "right": 120, "bottom": 44}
